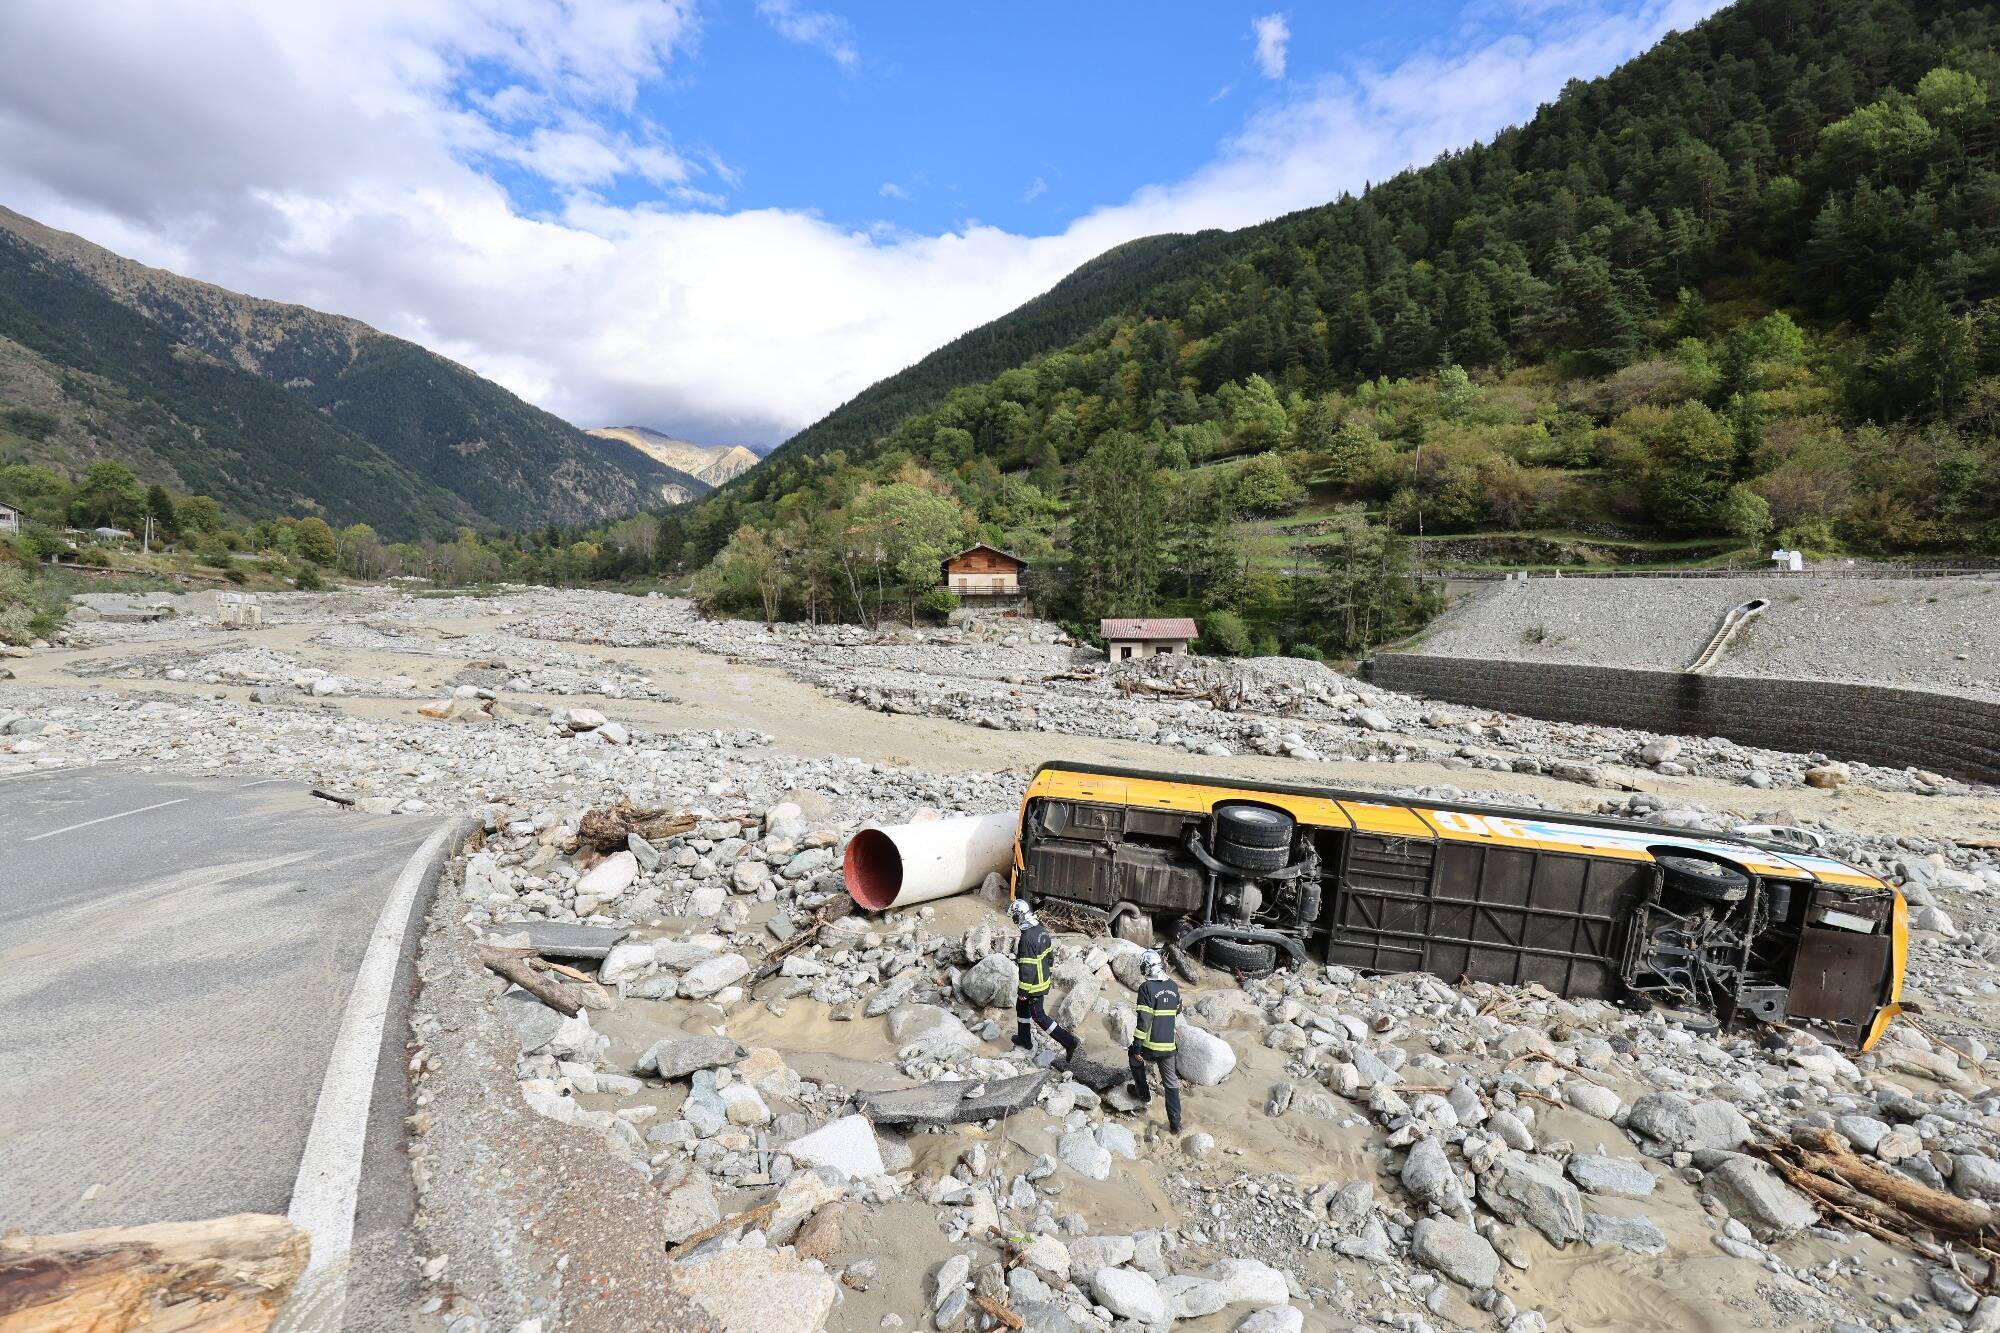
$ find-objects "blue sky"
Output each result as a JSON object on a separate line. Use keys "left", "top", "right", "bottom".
{"left": 488, "top": 2, "right": 1567, "bottom": 237}
{"left": 0, "top": 0, "right": 1725, "bottom": 444}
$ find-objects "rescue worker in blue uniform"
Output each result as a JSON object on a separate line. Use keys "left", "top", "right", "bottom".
{"left": 1126, "top": 949, "right": 1183, "bottom": 1134}
{"left": 1010, "top": 899, "right": 1078, "bottom": 1064}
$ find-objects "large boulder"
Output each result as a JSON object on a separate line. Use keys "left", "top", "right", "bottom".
{"left": 577, "top": 851, "right": 637, "bottom": 898}
{"left": 958, "top": 952, "right": 1018, "bottom": 1009}
{"left": 1703, "top": 1158, "right": 1820, "bottom": 1238}
{"left": 1411, "top": 1218, "right": 1498, "bottom": 1288}
{"left": 1090, "top": 1268, "right": 1169, "bottom": 1326}
{"left": 1476, "top": 1155, "right": 1586, "bottom": 1245}
{"left": 598, "top": 940, "right": 656, "bottom": 986}
{"left": 680, "top": 953, "right": 750, "bottom": 999}
{"left": 1175, "top": 1023, "right": 1238, "bottom": 1086}
{"left": 1624, "top": 1091, "right": 1751, "bottom": 1151}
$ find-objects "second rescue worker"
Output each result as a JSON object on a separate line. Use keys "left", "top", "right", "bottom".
{"left": 1126, "top": 949, "right": 1183, "bottom": 1134}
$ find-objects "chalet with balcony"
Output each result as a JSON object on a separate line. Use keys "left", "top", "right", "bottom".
{"left": 941, "top": 543, "right": 1027, "bottom": 599}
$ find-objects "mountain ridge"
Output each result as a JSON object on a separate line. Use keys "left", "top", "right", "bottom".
{"left": 587, "top": 427, "right": 759, "bottom": 488}
{"left": 0, "top": 205, "right": 702, "bottom": 534}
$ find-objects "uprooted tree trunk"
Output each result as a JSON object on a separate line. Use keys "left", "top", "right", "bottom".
{"left": 574, "top": 800, "right": 696, "bottom": 855}
{"left": 1790, "top": 1128, "right": 1996, "bottom": 1239}
{"left": 0, "top": 1213, "right": 307, "bottom": 1333}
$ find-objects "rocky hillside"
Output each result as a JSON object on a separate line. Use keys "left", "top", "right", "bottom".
{"left": 588, "top": 427, "right": 760, "bottom": 488}
{"left": 0, "top": 206, "right": 701, "bottom": 534}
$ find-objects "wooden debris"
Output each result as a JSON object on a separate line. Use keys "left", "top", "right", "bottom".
{"left": 663, "top": 1202, "right": 778, "bottom": 1260}
{"left": 475, "top": 945, "right": 582, "bottom": 1017}
{"left": 749, "top": 900, "right": 855, "bottom": 986}
{"left": 575, "top": 799, "right": 696, "bottom": 855}
{"left": 975, "top": 1296, "right": 1024, "bottom": 1330}
{"left": 307, "top": 788, "right": 355, "bottom": 807}
{"left": 1791, "top": 1128, "right": 1995, "bottom": 1239}
{"left": 0, "top": 1213, "right": 307, "bottom": 1333}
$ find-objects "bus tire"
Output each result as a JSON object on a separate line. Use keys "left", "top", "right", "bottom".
{"left": 1212, "top": 838, "right": 1289, "bottom": 873}
{"left": 1215, "top": 803, "right": 1292, "bottom": 848}
{"left": 1204, "top": 936, "right": 1278, "bottom": 974}
{"left": 1656, "top": 853, "right": 1750, "bottom": 904}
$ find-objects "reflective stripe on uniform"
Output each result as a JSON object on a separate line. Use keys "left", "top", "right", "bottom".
{"left": 1018, "top": 947, "right": 1053, "bottom": 995}
{"left": 1135, "top": 1001, "right": 1179, "bottom": 1051}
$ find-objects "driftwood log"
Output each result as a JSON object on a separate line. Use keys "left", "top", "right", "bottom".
{"left": 1790, "top": 1128, "right": 1995, "bottom": 1239}
{"left": 0, "top": 1213, "right": 307, "bottom": 1333}
{"left": 748, "top": 899, "right": 855, "bottom": 986}
{"left": 475, "top": 945, "right": 582, "bottom": 1017}
{"left": 575, "top": 800, "right": 696, "bottom": 855}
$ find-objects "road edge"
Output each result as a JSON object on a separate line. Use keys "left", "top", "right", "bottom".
{"left": 282, "top": 813, "right": 479, "bottom": 1331}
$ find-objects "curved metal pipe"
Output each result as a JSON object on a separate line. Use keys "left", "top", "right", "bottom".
{"left": 843, "top": 812, "right": 1016, "bottom": 912}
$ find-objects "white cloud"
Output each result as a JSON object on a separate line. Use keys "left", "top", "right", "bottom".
{"left": 1022, "top": 177, "right": 1047, "bottom": 204}
{"left": 1252, "top": 14, "right": 1290, "bottom": 80}
{"left": 756, "top": 0, "right": 858, "bottom": 70}
{"left": 0, "top": 0, "right": 1726, "bottom": 447}
{"left": 879, "top": 181, "right": 909, "bottom": 200}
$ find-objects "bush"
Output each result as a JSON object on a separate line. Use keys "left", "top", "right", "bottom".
{"left": 292, "top": 563, "right": 326, "bottom": 591}
{"left": 914, "top": 587, "right": 960, "bottom": 621}
{"left": 224, "top": 567, "right": 248, "bottom": 585}
{"left": 1200, "top": 609, "right": 1252, "bottom": 656}
{"left": 78, "top": 547, "right": 112, "bottom": 567}
{"left": 1289, "top": 644, "right": 1325, "bottom": 662}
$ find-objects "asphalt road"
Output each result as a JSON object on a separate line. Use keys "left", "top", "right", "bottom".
{"left": 0, "top": 768, "right": 437, "bottom": 1297}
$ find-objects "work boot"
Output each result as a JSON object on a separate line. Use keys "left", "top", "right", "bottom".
{"left": 1054, "top": 1029, "right": 1079, "bottom": 1066}
{"left": 1126, "top": 1081, "right": 1150, "bottom": 1106}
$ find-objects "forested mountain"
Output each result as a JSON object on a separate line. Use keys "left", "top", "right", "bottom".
{"left": 684, "top": 0, "right": 2000, "bottom": 648}
{"left": 0, "top": 207, "right": 700, "bottom": 535}
{"left": 747, "top": 231, "right": 1236, "bottom": 473}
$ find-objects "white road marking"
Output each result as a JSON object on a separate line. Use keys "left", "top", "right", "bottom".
{"left": 22, "top": 798, "right": 188, "bottom": 842}
{"left": 0, "top": 765, "right": 94, "bottom": 786}
{"left": 238, "top": 778, "right": 291, "bottom": 790}
{"left": 284, "top": 817, "right": 458, "bottom": 1329}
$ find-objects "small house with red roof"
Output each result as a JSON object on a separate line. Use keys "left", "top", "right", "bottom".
{"left": 1100, "top": 616, "right": 1198, "bottom": 661}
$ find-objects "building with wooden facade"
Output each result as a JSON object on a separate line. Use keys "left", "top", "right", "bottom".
{"left": 941, "top": 544, "right": 1027, "bottom": 598}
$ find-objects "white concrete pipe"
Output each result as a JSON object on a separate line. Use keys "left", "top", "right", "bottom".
{"left": 844, "top": 812, "right": 1016, "bottom": 911}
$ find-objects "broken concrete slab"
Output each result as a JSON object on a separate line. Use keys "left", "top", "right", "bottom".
{"left": 857, "top": 1071, "right": 1049, "bottom": 1129}
{"left": 500, "top": 922, "right": 631, "bottom": 961}
{"left": 1064, "top": 1054, "right": 1129, "bottom": 1093}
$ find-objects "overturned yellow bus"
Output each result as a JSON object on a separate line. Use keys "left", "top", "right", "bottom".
{"left": 1009, "top": 762, "right": 1906, "bottom": 1050}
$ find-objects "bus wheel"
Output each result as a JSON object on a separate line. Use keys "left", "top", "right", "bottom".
{"left": 1656, "top": 853, "right": 1750, "bottom": 904}
{"left": 1205, "top": 936, "right": 1278, "bottom": 975}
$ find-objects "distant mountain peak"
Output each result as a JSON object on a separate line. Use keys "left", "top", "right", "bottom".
{"left": 590, "top": 428, "right": 760, "bottom": 486}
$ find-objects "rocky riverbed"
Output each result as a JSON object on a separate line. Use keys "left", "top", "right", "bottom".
{"left": 2, "top": 584, "right": 1997, "bottom": 1333}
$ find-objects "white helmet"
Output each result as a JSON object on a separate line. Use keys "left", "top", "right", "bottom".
{"left": 1010, "top": 899, "right": 1036, "bottom": 925}
{"left": 1140, "top": 949, "right": 1165, "bottom": 978}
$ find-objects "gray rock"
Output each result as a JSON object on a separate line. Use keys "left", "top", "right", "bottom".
{"left": 1058, "top": 1129, "right": 1112, "bottom": 1181}
{"left": 1402, "top": 1137, "right": 1458, "bottom": 1206}
{"left": 1625, "top": 1091, "right": 1750, "bottom": 1151}
{"left": 635, "top": 1033, "right": 746, "bottom": 1079}
{"left": 1835, "top": 1114, "right": 1892, "bottom": 1153}
{"left": 1410, "top": 1218, "right": 1499, "bottom": 1288}
{"left": 1175, "top": 1022, "right": 1238, "bottom": 1086}
{"left": 1234, "top": 1308, "right": 1304, "bottom": 1333}
{"left": 1582, "top": 1213, "right": 1666, "bottom": 1255}
{"left": 958, "top": 952, "right": 1018, "bottom": 1009}
{"left": 1090, "top": 1268, "right": 1169, "bottom": 1326}
{"left": 1159, "top": 1276, "right": 1229, "bottom": 1319}
{"left": 1477, "top": 1155, "right": 1586, "bottom": 1245}
{"left": 1565, "top": 1155, "right": 1656, "bottom": 1198}
{"left": 933, "top": 1253, "right": 971, "bottom": 1310}
{"left": 1703, "top": 1157, "right": 1820, "bottom": 1238}
{"left": 1953, "top": 1153, "right": 2000, "bottom": 1203}
{"left": 680, "top": 952, "right": 750, "bottom": 998}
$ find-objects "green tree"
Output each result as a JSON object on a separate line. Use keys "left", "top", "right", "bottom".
{"left": 1231, "top": 452, "right": 1306, "bottom": 515}
{"left": 69, "top": 462, "right": 145, "bottom": 530}
{"left": 294, "top": 516, "right": 338, "bottom": 566}
{"left": 1068, "top": 433, "right": 1163, "bottom": 618}
{"left": 144, "top": 484, "right": 177, "bottom": 539}
{"left": 177, "top": 495, "right": 224, "bottom": 536}
{"left": 1290, "top": 506, "right": 1434, "bottom": 655}
{"left": 1851, "top": 277, "right": 1975, "bottom": 423}
{"left": 1644, "top": 403, "right": 1736, "bottom": 530}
